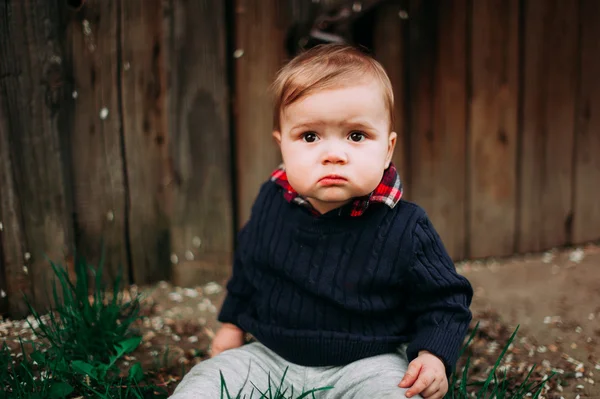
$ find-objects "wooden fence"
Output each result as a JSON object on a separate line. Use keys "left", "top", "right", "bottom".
{"left": 1, "top": 0, "right": 599, "bottom": 317}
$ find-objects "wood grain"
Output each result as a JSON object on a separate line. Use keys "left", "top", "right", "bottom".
{"left": 0, "top": 0, "right": 73, "bottom": 315}
{"left": 66, "top": 0, "right": 129, "bottom": 283}
{"left": 167, "top": 0, "right": 234, "bottom": 285}
{"left": 407, "top": 0, "right": 468, "bottom": 259}
{"left": 234, "top": 0, "right": 286, "bottom": 227}
{"left": 0, "top": 93, "right": 31, "bottom": 317}
{"left": 120, "top": 0, "right": 171, "bottom": 284}
{"left": 469, "top": 0, "right": 519, "bottom": 258}
{"left": 373, "top": 1, "right": 409, "bottom": 193}
{"left": 573, "top": 0, "right": 600, "bottom": 244}
{"left": 518, "top": 0, "right": 578, "bottom": 252}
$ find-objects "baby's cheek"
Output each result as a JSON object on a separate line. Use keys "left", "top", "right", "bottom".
{"left": 355, "top": 170, "right": 384, "bottom": 193}
{"left": 287, "top": 171, "right": 311, "bottom": 194}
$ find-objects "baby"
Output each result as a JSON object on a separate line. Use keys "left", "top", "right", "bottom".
{"left": 171, "top": 43, "right": 473, "bottom": 399}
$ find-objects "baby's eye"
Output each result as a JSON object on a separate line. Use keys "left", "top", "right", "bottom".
{"left": 302, "top": 132, "right": 318, "bottom": 143}
{"left": 349, "top": 131, "right": 366, "bottom": 142}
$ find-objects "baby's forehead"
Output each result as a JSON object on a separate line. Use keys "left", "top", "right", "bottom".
{"left": 280, "top": 91, "right": 391, "bottom": 133}
{"left": 280, "top": 79, "right": 389, "bottom": 115}
{"left": 294, "top": 71, "right": 383, "bottom": 91}
{"left": 286, "top": 76, "right": 387, "bottom": 104}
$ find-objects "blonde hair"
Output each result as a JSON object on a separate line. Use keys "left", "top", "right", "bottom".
{"left": 271, "top": 43, "right": 395, "bottom": 132}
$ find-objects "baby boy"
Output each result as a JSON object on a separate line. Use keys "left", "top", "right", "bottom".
{"left": 171, "top": 43, "right": 473, "bottom": 399}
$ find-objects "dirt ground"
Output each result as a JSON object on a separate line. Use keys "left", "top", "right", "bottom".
{"left": 459, "top": 243, "right": 600, "bottom": 398}
{"left": 1, "top": 243, "right": 599, "bottom": 398}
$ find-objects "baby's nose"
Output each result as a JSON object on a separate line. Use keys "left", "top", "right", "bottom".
{"left": 322, "top": 148, "right": 348, "bottom": 164}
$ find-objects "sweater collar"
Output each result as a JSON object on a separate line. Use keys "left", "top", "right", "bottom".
{"left": 270, "top": 163, "right": 403, "bottom": 217}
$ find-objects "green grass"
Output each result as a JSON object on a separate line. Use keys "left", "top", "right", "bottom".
{"left": 446, "top": 323, "right": 555, "bottom": 399}
{"left": 0, "top": 254, "right": 554, "bottom": 399}
{"left": 0, "top": 253, "right": 168, "bottom": 399}
{"left": 218, "top": 367, "right": 333, "bottom": 399}
{"left": 28, "top": 254, "right": 141, "bottom": 364}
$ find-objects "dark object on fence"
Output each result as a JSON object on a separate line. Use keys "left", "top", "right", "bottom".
{"left": 65, "top": 0, "right": 85, "bottom": 11}
{"left": 285, "top": 0, "right": 393, "bottom": 56}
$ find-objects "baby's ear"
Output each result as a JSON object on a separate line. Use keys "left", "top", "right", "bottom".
{"left": 272, "top": 130, "right": 282, "bottom": 146}
{"left": 386, "top": 131, "right": 397, "bottom": 167}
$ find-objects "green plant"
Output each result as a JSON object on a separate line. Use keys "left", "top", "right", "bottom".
{"left": 67, "top": 335, "right": 162, "bottom": 398}
{"left": 0, "top": 253, "right": 168, "bottom": 398}
{"left": 26, "top": 254, "right": 141, "bottom": 364}
{"left": 0, "top": 335, "right": 167, "bottom": 398}
{"left": 219, "top": 367, "right": 333, "bottom": 399}
{"left": 447, "top": 323, "right": 555, "bottom": 399}
{"left": 0, "top": 339, "right": 74, "bottom": 399}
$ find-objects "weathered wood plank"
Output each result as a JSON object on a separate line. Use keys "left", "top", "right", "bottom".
{"left": 573, "top": 0, "right": 600, "bottom": 244}
{"left": 167, "top": 0, "right": 234, "bottom": 285}
{"left": 0, "top": 243, "right": 6, "bottom": 315}
{"left": 65, "top": 1, "right": 129, "bottom": 283}
{"left": 406, "top": 0, "right": 467, "bottom": 260}
{"left": 234, "top": 0, "right": 286, "bottom": 227}
{"left": 0, "top": 93, "right": 31, "bottom": 317}
{"left": 0, "top": 1, "right": 74, "bottom": 315}
{"left": 469, "top": 0, "right": 519, "bottom": 258}
{"left": 518, "top": 0, "right": 578, "bottom": 253}
{"left": 120, "top": 0, "right": 171, "bottom": 284}
{"left": 373, "top": 1, "right": 409, "bottom": 195}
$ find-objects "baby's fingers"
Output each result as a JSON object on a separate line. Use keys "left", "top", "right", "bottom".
{"left": 406, "top": 371, "right": 435, "bottom": 398}
{"left": 420, "top": 382, "right": 440, "bottom": 398}
{"left": 399, "top": 362, "right": 422, "bottom": 388}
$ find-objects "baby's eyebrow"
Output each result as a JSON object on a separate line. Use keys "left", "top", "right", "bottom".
{"left": 346, "top": 121, "right": 375, "bottom": 129}
{"left": 291, "top": 123, "right": 317, "bottom": 130}
{"left": 290, "top": 120, "right": 375, "bottom": 130}
{"left": 290, "top": 121, "right": 325, "bottom": 129}
{"left": 287, "top": 123, "right": 324, "bottom": 134}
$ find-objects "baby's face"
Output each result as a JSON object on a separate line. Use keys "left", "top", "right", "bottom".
{"left": 274, "top": 80, "right": 396, "bottom": 215}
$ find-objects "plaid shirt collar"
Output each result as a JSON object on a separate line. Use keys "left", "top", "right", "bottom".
{"left": 270, "top": 163, "right": 403, "bottom": 217}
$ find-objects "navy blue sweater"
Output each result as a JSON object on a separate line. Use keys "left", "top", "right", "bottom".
{"left": 218, "top": 180, "right": 473, "bottom": 374}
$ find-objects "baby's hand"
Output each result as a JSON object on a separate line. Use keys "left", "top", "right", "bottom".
{"left": 399, "top": 351, "right": 448, "bottom": 399}
{"left": 210, "top": 323, "right": 245, "bottom": 357}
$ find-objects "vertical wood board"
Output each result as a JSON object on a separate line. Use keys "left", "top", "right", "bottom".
{"left": 168, "top": 0, "right": 234, "bottom": 285}
{"left": 0, "top": 0, "right": 74, "bottom": 314}
{"left": 373, "top": 2, "right": 409, "bottom": 194}
{"left": 66, "top": 0, "right": 129, "bottom": 283}
{"left": 407, "top": 0, "right": 468, "bottom": 259}
{"left": 573, "top": 0, "right": 600, "bottom": 244}
{"left": 518, "top": 0, "right": 578, "bottom": 252}
{"left": 469, "top": 0, "right": 519, "bottom": 258}
{"left": 234, "top": 0, "right": 286, "bottom": 227}
{"left": 120, "top": 0, "right": 171, "bottom": 284}
{"left": 0, "top": 94, "right": 31, "bottom": 317}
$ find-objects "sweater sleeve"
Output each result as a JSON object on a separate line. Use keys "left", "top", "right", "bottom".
{"left": 217, "top": 182, "right": 273, "bottom": 328}
{"left": 405, "top": 215, "right": 473, "bottom": 376}
{"left": 217, "top": 223, "right": 255, "bottom": 328}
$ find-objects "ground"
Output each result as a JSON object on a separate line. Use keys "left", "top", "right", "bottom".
{"left": 1, "top": 243, "right": 599, "bottom": 397}
{"left": 459, "top": 243, "right": 600, "bottom": 398}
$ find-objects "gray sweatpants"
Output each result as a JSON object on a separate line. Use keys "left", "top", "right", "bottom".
{"left": 170, "top": 342, "right": 422, "bottom": 398}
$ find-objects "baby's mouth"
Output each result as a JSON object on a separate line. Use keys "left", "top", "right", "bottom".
{"left": 318, "top": 175, "right": 348, "bottom": 186}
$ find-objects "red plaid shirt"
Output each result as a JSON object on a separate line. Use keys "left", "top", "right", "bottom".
{"left": 270, "top": 163, "right": 403, "bottom": 217}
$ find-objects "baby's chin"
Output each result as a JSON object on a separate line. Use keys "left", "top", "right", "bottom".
{"left": 309, "top": 187, "right": 369, "bottom": 203}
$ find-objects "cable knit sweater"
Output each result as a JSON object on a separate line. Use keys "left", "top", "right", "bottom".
{"left": 218, "top": 180, "right": 473, "bottom": 375}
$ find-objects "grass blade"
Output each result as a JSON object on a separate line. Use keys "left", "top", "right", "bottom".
{"left": 477, "top": 325, "right": 519, "bottom": 399}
